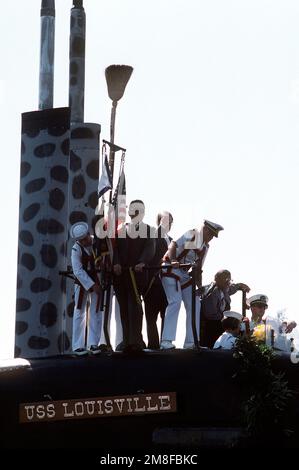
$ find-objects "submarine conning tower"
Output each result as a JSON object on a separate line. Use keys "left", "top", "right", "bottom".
{"left": 15, "top": 0, "right": 100, "bottom": 359}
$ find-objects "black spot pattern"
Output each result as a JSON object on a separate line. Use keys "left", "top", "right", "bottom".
{"left": 58, "top": 332, "right": 71, "bottom": 353}
{"left": 61, "top": 138, "right": 70, "bottom": 156}
{"left": 40, "top": 303, "right": 57, "bottom": 327}
{"left": 70, "top": 76, "right": 77, "bottom": 86}
{"left": 49, "top": 188, "right": 65, "bottom": 211}
{"left": 69, "top": 211, "right": 87, "bottom": 224}
{"left": 28, "top": 336, "right": 50, "bottom": 350}
{"left": 86, "top": 159, "right": 99, "bottom": 180}
{"left": 50, "top": 165, "right": 68, "bottom": 183}
{"left": 48, "top": 126, "right": 68, "bottom": 137}
{"left": 23, "top": 203, "right": 40, "bottom": 222}
{"left": 19, "top": 195, "right": 22, "bottom": 208}
{"left": 30, "top": 278, "right": 52, "bottom": 293}
{"left": 25, "top": 178, "right": 46, "bottom": 193}
{"left": 21, "top": 140, "right": 26, "bottom": 155}
{"left": 14, "top": 346, "right": 21, "bottom": 357}
{"left": 37, "top": 219, "right": 65, "bottom": 234}
{"left": 19, "top": 230, "right": 34, "bottom": 246}
{"left": 72, "top": 174, "right": 86, "bottom": 199}
{"left": 16, "top": 298, "right": 31, "bottom": 312}
{"left": 40, "top": 244, "right": 57, "bottom": 268}
{"left": 15, "top": 321, "right": 28, "bottom": 335}
{"left": 67, "top": 301, "right": 75, "bottom": 318}
{"left": 34, "top": 143, "right": 56, "bottom": 158}
{"left": 71, "top": 127, "right": 94, "bottom": 139}
{"left": 21, "top": 253, "right": 36, "bottom": 271}
{"left": 70, "top": 151, "right": 82, "bottom": 172}
{"left": 88, "top": 191, "right": 98, "bottom": 209}
{"left": 20, "top": 162, "right": 31, "bottom": 178}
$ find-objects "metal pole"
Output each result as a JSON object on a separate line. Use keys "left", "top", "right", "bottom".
{"left": 191, "top": 265, "right": 200, "bottom": 349}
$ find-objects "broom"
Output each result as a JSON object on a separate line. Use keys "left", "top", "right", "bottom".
{"left": 105, "top": 65, "right": 133, "bottom": 182}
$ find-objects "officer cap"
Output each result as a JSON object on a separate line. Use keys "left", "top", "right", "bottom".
{"left": 247, "top": 294, "right": 268, "bottom": 308}
{"left": 70, "top": 222, "right": 89, "bottom": 240}
{"left": 204, "top": 220, "right": 224, "bottom": 237}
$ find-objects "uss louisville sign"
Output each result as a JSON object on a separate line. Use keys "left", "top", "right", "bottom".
{"left": 19, "top": 392, "right": 176, "bottom": 423}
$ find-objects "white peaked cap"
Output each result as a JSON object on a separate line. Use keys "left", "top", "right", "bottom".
{"left": 247, "top": 294, "right": 269, "bottom": 307}
{"left": 223, "top": 310, "right": 243, "bottom": 321}
{"left": 70, "top": 222, "right": 89, "bottom": 240}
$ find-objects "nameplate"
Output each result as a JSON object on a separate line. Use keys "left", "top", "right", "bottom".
{"left": 19, "top": 392, "right": 177, "bottom": 423}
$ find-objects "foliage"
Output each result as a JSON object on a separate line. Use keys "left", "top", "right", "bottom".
{"left": 233, "top": 335, "right": 294, "bottom": 438}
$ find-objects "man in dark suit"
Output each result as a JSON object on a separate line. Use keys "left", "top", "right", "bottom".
{"left": 113, "top": 200, "right": 155, "bottom": 352}
{"left": 144, "top": 211, "right": 173, "bottom": 349}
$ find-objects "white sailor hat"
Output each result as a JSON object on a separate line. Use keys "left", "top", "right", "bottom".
{"left": 223, "top": 310, "right": 243, "bottom": 321}
{"left": 204, "top": 220, "right": 224, "bottom": 237}
{"left": 70, "top": 222, "right": 89, "bottom": 240}
{"left": 247, "top": 294, "right": 268, "bottom": 307}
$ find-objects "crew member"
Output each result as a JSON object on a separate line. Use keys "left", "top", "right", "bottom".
{"left": 113, "top": 200, "right": 155, "bottom": 353}
{"left": 70, "top": 222, "right": 102, "bottom": 355}
{"left": 160, "top": 220, "right": 224, "bottom": 350}
{"left": 144, "top": 211, "right": 173, "bottom": 349}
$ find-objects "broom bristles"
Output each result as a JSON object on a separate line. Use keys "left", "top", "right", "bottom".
{"left": 105, "top": 65, "right": 133, "bottom": 102}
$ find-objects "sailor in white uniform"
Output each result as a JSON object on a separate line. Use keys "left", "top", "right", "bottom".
{"left": 160, "top": 220, "right": 223, "bottom": 350}
{"left": 213, "top": 311, "right": 242, "bottom": 350}
{"left": 70, "top": 222, "right": 102, "bottom": 355}
{"left": 247, "top": 294, "right": 297, "bottom": 351}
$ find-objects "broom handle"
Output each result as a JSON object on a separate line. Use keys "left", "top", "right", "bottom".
{"left": 109, "top": 100, "right": 117, "bottom": 203}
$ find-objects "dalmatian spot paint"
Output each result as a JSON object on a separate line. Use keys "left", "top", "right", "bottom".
{"left": 28, "top": 336, "right": 50, "bottom": 349}
{"left": 61, "top": 138, "right": 70, "bottom": 156}
{"left": 49, "top": 188, "right": 65, "bottom": 211}
{"left": 21, "top": 253, "right": 36, "bottom": 271}
{"left": 69, "top": 211, "right": 87, "bottom": 225}
{"left": 30, "top": 277, "right": 52, "bottom": 293}
{"left": 40, "top": 244, "right": 57, "bottom": 268}
{"left": 36, "top": 218, "right": 65, "bottom": 234}
{"left": 23, "top": 203, "right": 40, "bottom": 222}
{"left": 21, "top": 162, "right": 31, "bottom": 177}
{"left": 40, "top": 302, "right": 57, "bottom": 327}
{"left": 86, "top": 159, "right": 99, "bottom": 180}
{"left": 34, "top": 142, "right": 56, "bottom": 158}
{"left": 15, "top": 321, "right": 28, "bottom": 335}
{"left": 16, "top": 298, "right": 31, "bottom": 312}
{"left": 70, "top": 150, "right": 81, "bottom": 172}
{"left": 19, "top": 230, "right": 34, "bottom": 246}
{"left": 72, "top": 174, "right": 86, "bottom": 199}
{"left": 16, "top": 109, "right": 100, "bottom": 358}
{"left": 25, "top": 178, "right": 46, "bottom": 193}
{"left": 50, "top": 165, "right": 68, "bottom": 183}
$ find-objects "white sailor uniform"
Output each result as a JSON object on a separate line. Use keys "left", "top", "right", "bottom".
{"left": 71, "top": 242, "right": 103, "bottom": 351}
{"left": 213, "top": 332, "right": 237, "bottom": 350}
{"left": 161, "top": 230, "right": 208, "bottom": 348}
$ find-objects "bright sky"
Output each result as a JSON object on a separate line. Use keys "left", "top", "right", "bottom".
{"left": 1, "top": 0, "right": 299, "bottom": 358}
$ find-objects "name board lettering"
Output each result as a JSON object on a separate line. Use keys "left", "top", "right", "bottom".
{"left": 19, "top": 392, "right": 176, "bottom": 423}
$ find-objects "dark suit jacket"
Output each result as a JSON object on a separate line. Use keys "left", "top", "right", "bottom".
{"left": 113, "top": 222, "right": 156, "bottom": 288}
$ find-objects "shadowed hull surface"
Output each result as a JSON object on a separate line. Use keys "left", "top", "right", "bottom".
{"left": 0, "top": 349, "right": 298, "bottom": 449}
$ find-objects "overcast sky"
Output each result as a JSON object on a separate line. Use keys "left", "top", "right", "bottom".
{"left": 1, "top": 0, "right": 299, "bottom": 358}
